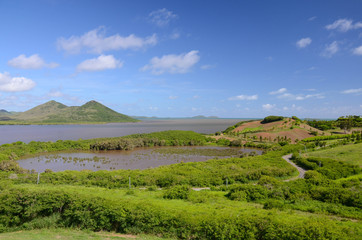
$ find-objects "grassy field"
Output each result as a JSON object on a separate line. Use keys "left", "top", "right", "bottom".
{"left": 306, "top": 142, "right": 362, "bottom": 166}
{"left": 0, "top": 228, "right": 172, "bottom": 240}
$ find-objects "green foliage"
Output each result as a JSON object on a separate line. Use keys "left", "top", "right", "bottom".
{"left": 292, "top": 156, "right": 360, "bottom": 180}
{"left": 302, "top": 133, "right": 352, "bottom": 142}
{"left": 291, "top": 116, "right": 301, "bottom": 122}
{"left": 306, "top": 142, "right": 362, "bottom": 166}
{"left": 163, "top": 185, "right": 190, "bottom": 200}
{"left": 90, "top": 130, "right": 207, "bottom": 150}
{"left": 0, "top": 185, "right": 359, "bottom": 239}
{"left": 306, "top": 119, "right": 336, "bottom": 131}
{"left": 261, "top": 116, "right": 284, "bottom": 124}
{"left": 222, "top": 120, "right": 249, "bottom": 134}
{"left": 226, "top": 184, "right": 268, "bottom": 201}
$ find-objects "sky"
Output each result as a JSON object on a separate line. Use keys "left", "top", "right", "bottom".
{"left": 0, "top": 0, "right": 361, "bottom": 118}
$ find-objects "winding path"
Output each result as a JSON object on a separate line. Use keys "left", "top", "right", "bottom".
{"left": 282, "top": 154, "right": 306, "bottom": 181}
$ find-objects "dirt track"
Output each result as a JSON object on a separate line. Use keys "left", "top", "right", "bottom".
{"left": 282, "top": 154, "right": 306, "bottom": 181}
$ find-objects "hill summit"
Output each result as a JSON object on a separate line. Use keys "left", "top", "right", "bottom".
{"left": 11, "top": 100, "right": 138, "bottom": 124}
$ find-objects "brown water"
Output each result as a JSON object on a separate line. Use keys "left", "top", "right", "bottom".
{"left": 17, "top": 146, "right": 262, "bottom": 172}
{"left": 0, "top": 119, "right": 247, "bottom": 145}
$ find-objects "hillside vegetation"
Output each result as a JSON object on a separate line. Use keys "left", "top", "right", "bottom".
{"left": 221, "top": 116, "right": 323, "bottom": 143}
{"left": 0, "top": 100, "right": 138, "bottom": 124}
{"left": 0, "top": 128, "right": 361, "bottom": 239}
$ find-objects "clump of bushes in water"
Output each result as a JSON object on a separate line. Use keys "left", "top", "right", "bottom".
{"left": 2, "top": 145, "right": 302, "bottom": 188}
{"left": 0, "top": 130, "right": 207, "bottom": 172}
{"left": 261, "top": 116, "right": 284, "bottom": 124}
{"left": 90, "top": 130, "right": 207, "bottom": 150}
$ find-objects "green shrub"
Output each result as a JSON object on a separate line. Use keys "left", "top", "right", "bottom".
{"left": 263, "top": 199, "right": 285, "bottom": 210}
{"left": 261, "top": 116, "right": 284, "bottom": 124}
{"left": 163, "top": 185, "right": 190, "bottom": 200}
{"left": 226, "top": 184, "right": 268, "bottom": 201}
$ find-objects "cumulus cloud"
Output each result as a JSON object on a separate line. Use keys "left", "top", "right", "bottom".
{"left": 269, "top": 88, "right": 287, "bottom": 95}
{"left": 149, "top": 8, "right": 177, "bottom": 27}
{"left": 228, "top": 94, "right": 258, "bottom": 101}
{"left": 352, "top": 46, "right": 362, "bottom": 55}
{"left": 8, "top": 54, "right": 59, "bottom": 69}
{"left": 278, "top": 93, "right": 324, "bottom": 100}
{"left": 326, "top": 18, "right": 362, "bottom": 32}
{"left": 141, "top": 50, "right": 200, "bottom": 75}
{"left": 77, "top": 55, "right": 123, "bottom": 72}
{"left": 57, "top": 27, "right": 157, "bottom": 54}
{"left": 322, "top": 41, "right": 339, "bottom": 58}
{"left": 0, "top": 72, "right": 36, "bottom": 92}
{"left": 341, "top": 88, "right": 362, "bottom": 94}
{"left": 262, "top": 104, "right": 275, "bottom": 111}
{"left": 296, "top": 37, "right": 312, "bottom": 48}
{"left": 169, "top": 95, "right": 178, "bottom": 99}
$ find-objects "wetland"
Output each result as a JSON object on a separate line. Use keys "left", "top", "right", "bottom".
{"left": 17, "top": 146, "right": 262, "bottom": 172}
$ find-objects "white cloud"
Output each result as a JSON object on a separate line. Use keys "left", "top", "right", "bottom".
{"left": 342, "top": 88, "right": 362, "bottom": 94}
{"left": 149, "top": 8, "right": 177, "bottom": 27}
{"left": 262, "top": 104, "right": 275, "bottom": 111}
{"left": 296, "top": 37, "right": 312, "bottom": 48}
{"left": 278, "top": 92, "right": 324, "bottom": 100}
{"left": 0, "top": 72, "right": 36, "bottom": 92}
{"left": 8, "top": 54, "right": 59, "bottom": 69}
{"left": 141, "top": 50, "right": 200, "bottom": 75}
{"left": 57, "top": 27, "right": 157, "bottom": 54}
{"left": 322, "top": 41, "right": 338, "bottom": 58}
{"left": 308, "top": 16, "right": 317, "bottom": 21}
{"left": 352, "top": 46, "right": 362, "bottom": 55}
{"left": 169, "top": 95, "right": 178, "bottom": 99}
{"left": 269, "top": 88, "right": 287, "bottom": 95}
{"left": 326, "top": 19, "right": 362, "bottom": 32}
{"left": 77, "top": 55, "right": 123, "bottom": 72}
{"left": 228, "top": 94, "right": 258, "bottom": 101}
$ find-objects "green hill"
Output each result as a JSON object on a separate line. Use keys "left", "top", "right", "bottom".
{"left": 10, "top": 100, "right": 138, "bottom": 124}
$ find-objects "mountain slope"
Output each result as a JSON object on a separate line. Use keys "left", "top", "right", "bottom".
{"left": 11, "top": 100, "right": 138, "bottom": 124}
{"left": 14, "top": 100, "right": 68, "bottom": 121}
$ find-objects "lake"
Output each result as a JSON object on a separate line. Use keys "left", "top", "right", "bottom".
{"left": 0, "top": 119, "right": 246, "bottom": 145}
{"left": 17, "top": 146, "right": 262, "bottom": 172}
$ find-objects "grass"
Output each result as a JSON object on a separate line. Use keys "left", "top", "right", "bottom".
{"left": 306, "top": 142, "right": 362, "bottom": 166}
{"left": 0, "top": 228, "right": 173, "bottom": 240}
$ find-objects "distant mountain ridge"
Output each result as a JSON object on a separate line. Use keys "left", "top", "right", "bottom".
{"left": 4, "top": 100, "right": 138, "bottom": 124}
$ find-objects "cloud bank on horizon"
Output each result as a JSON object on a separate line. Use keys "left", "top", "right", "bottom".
{"left": 0, "top": 1, "right": 361, "bottom": 118}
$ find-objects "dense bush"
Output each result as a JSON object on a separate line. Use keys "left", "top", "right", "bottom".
{"left": 291, "top": 156, "right": 360, "bottom": 180}
{"left": 163, "top": 185, "right": 190, "bottom": 200}
{"left": 261, "top": 116, "right": 284, "bottom": 124}
{"left": 90, "top": 130, "right": 207, "bottom": 150}
{"left": 0, "top": 186, "right": 359, "bottom": 239}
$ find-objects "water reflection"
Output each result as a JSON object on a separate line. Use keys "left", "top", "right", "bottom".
{"left": 17, "top": 146, "right": 262, "bottom": 172}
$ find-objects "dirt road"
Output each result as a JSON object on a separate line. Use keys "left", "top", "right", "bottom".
{"left": 282, "top": 154, "right": 306, "bottom": 180}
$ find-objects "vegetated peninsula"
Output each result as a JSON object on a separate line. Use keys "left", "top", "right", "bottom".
{"left": 1, "top": 100, "right": 138, "bottom": 124}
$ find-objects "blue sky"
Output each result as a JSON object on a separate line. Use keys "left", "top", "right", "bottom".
{"left": 0, "top": 0, "right": 361, "bottom": 118}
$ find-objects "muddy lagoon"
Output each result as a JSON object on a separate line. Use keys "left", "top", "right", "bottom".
{"left": 17, "top": 146, "right": 262, "bottom": 172}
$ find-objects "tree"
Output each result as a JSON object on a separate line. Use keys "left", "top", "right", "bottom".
{"left": 337, "top": 116, "right": 353, "bottom": 133}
